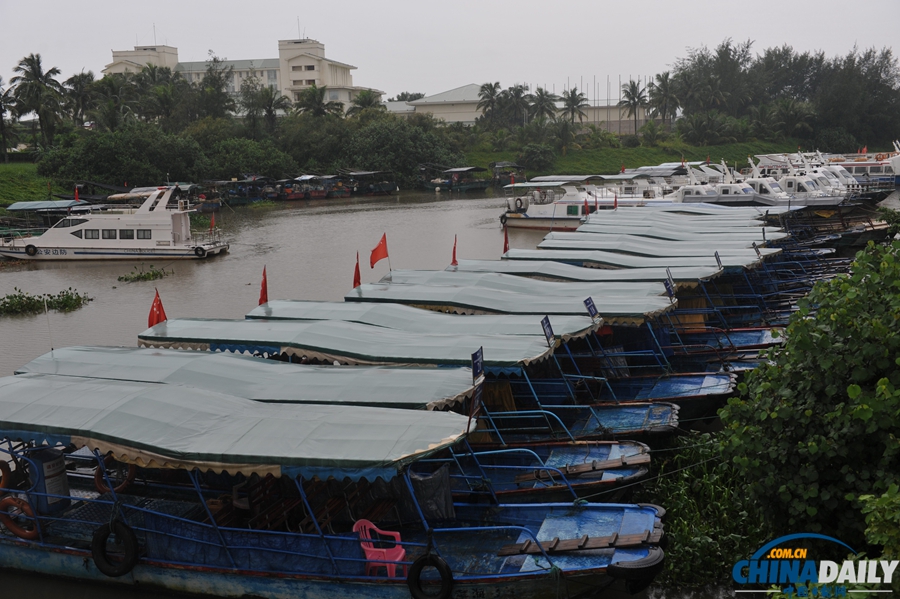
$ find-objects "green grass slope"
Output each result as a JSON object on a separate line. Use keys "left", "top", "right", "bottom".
{"left": 0, "top": 163, "right": 53, "bottom": 208}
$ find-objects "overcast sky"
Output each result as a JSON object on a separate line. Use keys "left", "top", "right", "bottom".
{"left": 1, "top": 0, "right": 897, "bottom": 101}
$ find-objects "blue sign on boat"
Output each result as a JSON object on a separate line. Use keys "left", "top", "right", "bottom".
{"left": 540, "top": 316, "right": 555, "bottom": 347}
{"left": 584, "top": 297, "right": 598, "bottom": 319}
{"left": 471, "top": 347, "right": 484, "bottom": 382}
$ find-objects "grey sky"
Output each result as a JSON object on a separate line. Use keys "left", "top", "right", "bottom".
{"left": 1, "top": 0, "right": 897, "bottom": 101}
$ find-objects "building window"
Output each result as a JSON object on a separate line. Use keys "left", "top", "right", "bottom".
{"left": 294, "top": 92, "right": 301, "bottom": 100}
{"left": 84, "top": 229, "right": 99, "bottom": 239}
{"left": 119, "top": 229, "right": 134, "bottom": 239}
{"left": 267, "top": 70, "right": 277, "bottom": 82}
{"left": 137, "top": 230, "right": 152, "bottom": 239}
{"left": 328, "top": 91, "right": 339, "bottom": 101}
{"left": 292, "top": 66, "right": 303, "bottom": 71}
{"left": 102, "top": 229, "right": 116, "bottom": 239}
{"left": 305, "top": 65, "right": 315, "bottom": 71}
{"left": 306, "top": 79, "right": 315, "bottom": 85}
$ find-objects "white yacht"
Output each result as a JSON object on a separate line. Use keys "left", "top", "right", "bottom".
{"left": 0, "top": 186, "right": 229, "bottom": 261}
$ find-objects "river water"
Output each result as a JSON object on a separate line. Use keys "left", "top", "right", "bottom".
{"left": 0, "top": 191, "right": 545, "bottom": 377}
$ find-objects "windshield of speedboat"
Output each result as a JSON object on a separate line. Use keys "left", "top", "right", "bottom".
{"left": 705, "top": 189, "right": 718, "bottom": 195}
{"left": 770, "top": 182, "right": 784, "bottom": 192}
{"left": 741, "top": 187, "right": 754, "bottom": 194}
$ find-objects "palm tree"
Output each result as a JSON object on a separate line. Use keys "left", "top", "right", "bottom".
{"left": 618, "top": 79, "right": 647, "bottom": 135}
{"left": 505, "top": 84, "right": 532, "bottom": 126}
{"left": 10, "top": 53, "right": 63, "bottom": 147}
{"left": 476, "top": 82, "right": 501, "bottom": 126}
{"left": 64, "top": 71, "right": 95, "bottom": 127}
{"left": 293, "top": 84, "right": 343, "bottom": 117}
{"left": 258, "top": 87, "right": 292, "bottom": 133}
{"left": 0, "top": 77, "right": 18, "bottom": 163}
{"left": 647, "top": 72, "right": 679, "bottom": 129}
{"left": 346, "top": 90, "right": 385, "bottom": 117}
{"left": 88, "top": 74, "right": 137, "bottom": 132}
{"left": 560, "top": 87, "right": 589, "bottom": 123}
{"left": 530, "top": 87, "right": 559, "bottom": 122}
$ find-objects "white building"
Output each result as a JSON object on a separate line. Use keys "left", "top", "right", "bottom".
{"left": 103, "top": 39, "right": 382, "bottom": 109}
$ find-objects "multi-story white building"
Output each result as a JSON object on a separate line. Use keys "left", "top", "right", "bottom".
{"left": 103, "top": 39, "right": 382, "bottom": 109}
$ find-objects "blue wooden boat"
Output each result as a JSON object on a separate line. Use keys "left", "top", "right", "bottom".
{"left": 0, "top": 373, "right": 666, "bottom": 598}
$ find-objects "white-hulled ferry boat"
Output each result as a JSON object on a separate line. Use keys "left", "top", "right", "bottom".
{"left": 0, "top": 186, "right": 228, "bottom": 260}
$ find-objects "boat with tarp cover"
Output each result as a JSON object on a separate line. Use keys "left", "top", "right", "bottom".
{"left": 0, "top": 373, "right": 665, "bottom": 598}
{"left": 16, "top": 346, "right": 654, "bottom": 503}
{"left": 136, "top": 318, "right": 679, "bottom": 441}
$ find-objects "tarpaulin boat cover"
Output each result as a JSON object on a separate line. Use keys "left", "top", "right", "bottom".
{"left": 576, "top": 223, "right": 788, "bottom": 242}
{"left": 503, "top": 248, "right": 762, "bottom": 270}
{"left": 538, "top": 237, "right": 782, "bottom": 259}
{"left": 6, "top": 200, "right": 91, "bottom": 212}
{"left": 582, "top": 212, "right": 769, "bottom": 227}
{"left": 138, "top": 318, "right": 554, "bottom": 368}
{"left": 0, "top": 373, "right": 469, "bottom": 480}
{"left": 17, "top": 346, "right": 477, "bottom": 410}
{"left": 591, "top": 204, "right": 796, "bottom": 218}
{"left": 449, "top": 260, "right": 723, "bottom": 285}
{"left": 379, "top": 270, "right": 666, "bottom": 297}
{"left": 345, "top": 283, "right": 674, "bottom": 325}
{"left": 246, "top": 301, "right": 599, "bottom": 341}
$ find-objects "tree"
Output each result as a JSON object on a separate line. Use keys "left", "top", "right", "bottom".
{"left": 198, "top": 52, "right": 236, "bottom": 119}
{"left": 258, "top": 87, "right": 292, "bottom": 134}
{"left": 387, "top": 92, "right": 424, "bottom": 102}
{"left": 618, "top": 79, "right": 647, "bottom": 135}
{"left": 346, "top": 90, "right": 385, "bottom": 117}
{"left": 517, "top": 143, "right": 555, "bottom": 171}
{"left": 293, "top": 84, "right": 343, "bottom": 117}
{"left": 64, "top": 71, "right": 95, "bottom": 127}
{"left": 720, "top": 240, "right": 900, "bottom": 547}
{"left": 0, "top": 77, "right": 18, "bottom": 162}
{"left": 560, "top": 87, "right": 588, "bottom": 123}
{"left": 503, "top": 84, "right": 532, "bottom": 127}
{"left": 476, "top": 82, "right": 502, "bottom": 127}
{"left": 647, "top": 71, "right": 679, "bottom": 128}
{"left": 238, "top": 68, "right": 264, "bottom": 139}
{"left": 88, "top": 74, "right": 137, "bottom": 132}
{"left": 774, "top": 98, "right": 815, "bottom": 139}
{"left": 11, "top": 53, "right": 63, "bottom": 147}
{"left": 530, "top": 87, "right": 559, "bottom": 122}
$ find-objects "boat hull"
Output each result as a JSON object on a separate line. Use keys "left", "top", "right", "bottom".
{"left": 0, "top": 243, "right": 229, "bottom": 260}
{"left": 0, "top": 536, "right": 620, "bottom": 599}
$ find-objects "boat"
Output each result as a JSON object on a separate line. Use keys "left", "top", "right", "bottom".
{"left": 294, "top": 175, "right": 328, "bottom": 199}
{"left": 0, "top": 372, "right": 668, "bottom": 598}
{"left": 490, "top": 161, "right": 526, "bottom": 187}
{"left": 420, "top": 166, "right": 491, "bottom": 193}
{"left": 343, "top": 170, "right": 398, "bottom": 195}
{"left": 322, "top": 176, "right": 352, "bottom": 198}
{"left": 0, "top": 186, "right": 228, "bottom": 261}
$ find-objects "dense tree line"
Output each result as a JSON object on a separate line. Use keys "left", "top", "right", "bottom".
{"left": 1, "top": 39, "right": 898, "bottom": 184}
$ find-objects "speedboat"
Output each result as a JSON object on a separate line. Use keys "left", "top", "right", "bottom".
{"left": 0, "top": 186, "right": 228, "bottom": 260}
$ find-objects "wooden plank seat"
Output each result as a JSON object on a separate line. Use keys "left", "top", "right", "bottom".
{"left": 497, "top": 529, "right": 663, "bottom": 557}
{"left": 512, "top": 453, "right": 651, "bottom": 484}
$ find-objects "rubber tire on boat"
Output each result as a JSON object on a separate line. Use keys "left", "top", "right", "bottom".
{"left": 500, "top": 214, "right": 508, "bottom": 225}
{"left": 91, "top": 520, "right": 139, "bottom": 577}
{"left": 407, "top": 554, "right": 454, "bottom": 599}
{"left": 25, "top": 245, "right": 37, "bottom": 257}
{"left": 94, "top": 455, "right": 137, "bottom": 494}
{"left": 0, "top": 496, "right": 39, "bottom": 540}
{"left": 637, "top": 503, "right": 666, "bottom": 519}
{"left": 514, "top": 198, "right": 524, "bottom": 210}
{"left": 0, "top": 460, "right": 10, "bottom": 494}
{"left": 194, "top": 246, "right": 207, "bottom": 258}
{"left": 607, "top": 546, "right": 666, "bottom": 582}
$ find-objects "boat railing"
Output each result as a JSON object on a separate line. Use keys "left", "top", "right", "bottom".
{"left": 0, "top": 226, "right": 49, "bottom": 242}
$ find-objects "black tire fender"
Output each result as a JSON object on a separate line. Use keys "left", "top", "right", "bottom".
{"left": 514, "top": 198, "right": 524, "bottom": 210}
{"left": 25, "top": 245, "right": 37, "bottom": 257}
{"left": 607, "top": 546, "right": 665, "bottom": 581}
{"left": 194, "top": 246, "right": 207, "bottom": 258}
{"left": 91, "top": 520, "right": 139, "bottom": 577}
{"left": 500, "top": 214, "right": 508, "bottom": 225}
{"left": 407, "top": 554, "right": 454, "bottom": 599}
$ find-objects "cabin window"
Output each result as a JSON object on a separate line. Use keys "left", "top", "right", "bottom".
{"left": 120, "top": 229, "right": 134, "bottom": 239}
{"left": 786, "top": 181, "right": 794, "bottom": 189}
{"left": 721, "top": 188, "right": 730, "bottom": 194}
{"left": 742, "top": 187, "right": 753, "bottom": 194}
{"left": 54, "top": 218, "right": 88, "bottom": 228}
{"left": 567, "top": 205, "right": 579, "bottom": 216}
{"left": 770, "top": 183, "right": 784, "bottom": 192}
{"left": 854, "top": 167, "right": 867, "bottom": 174}
{"left": 70, "top": 230, "right": 82, "bottom": 238}
{"left": 84, "top": 229, "right": 99, "bottom": 239}
{"left": 797, "top": 184, "right": 807, "bottom": 192}
{"left": 102, "top": 229, "right": 116, "bottom": 239}
{"left": 870, "top": 166, "right": 882, "bottom": 174}
{"left": 137, "top": 230, "right": 152, "bottom": 239}
{"left": 885, "top": 166, "right": 894, "bottom": 174}
{"left": 760, "top": 186, "right": 770, "bottom": 194}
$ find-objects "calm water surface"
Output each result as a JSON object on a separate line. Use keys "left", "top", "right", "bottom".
{"left": 0, "top": 191, "right": 545, "bottom": 377}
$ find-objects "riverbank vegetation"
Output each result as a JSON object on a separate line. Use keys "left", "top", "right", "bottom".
{"left": 0, "top": 40, "right": 897, "bottom": 192}
{"left": 0, "top": 287, "right": 92, "bottom": 315}
{"left": 117, "top": 263, "right": 171, "bottom": 283}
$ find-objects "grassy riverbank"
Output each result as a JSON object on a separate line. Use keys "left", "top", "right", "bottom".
{"left": 466, "top": 140, "right": 805, "bottom": 176}
{"left": 0, "top": 163, "right": 53, "bottom": 207}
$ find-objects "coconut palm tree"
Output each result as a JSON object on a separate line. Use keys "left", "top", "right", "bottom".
{"left": 258, "top": 87, "right": 293, "bottom": 133}
{"left": 647, "top": 71, "right": 679, "bottom": 129}
{"left": 504, "top": 84, "right": 531, "bottom": 126}
{"left": 560, "top": 87, "right": 589, "bottom": 123}
{"left": 476, "top": 82, "right": 502, "bottom": 126}
{"left": 88, "top": 74, "right": 137, "bottom": 132}
{"left": 293, "top": 84, "right": 343, "bottom": 117}
{"left": 63, "top": 71, "right": 95, "bottom": 127}
{"left": 0, "top": 78, "right": 18, "bottom": 163}
{"left": 346, "top": 90, "right": 385, "bottom": 117}
{"left": 10, "top": 53, "right": 63, "bottom": 147}
{"left": 530, "top": 87, "right": 559, "bottom": 122}
{"left": 618, "top": 80, "right": 648, "bottom": 135}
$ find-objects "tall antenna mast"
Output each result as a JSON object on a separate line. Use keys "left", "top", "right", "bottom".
{"left": 297, "top": 17, "right": 301, "bottom": 38}
{"left": 153, "top": 23, "right": 157, "bottom": 45}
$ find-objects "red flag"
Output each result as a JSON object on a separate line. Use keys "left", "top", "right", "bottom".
{"left": 148, "top": 289, "right": 167, "bottom": 328}
{"left": 583, "top": 198, "right": 590, "bottom": 216}
{"left": 370, "top": 233, "right": 388, "bottom": 268}
{"left": 258, "top": 266, "right": 268, "bottom": 305}
{"left": 681, "top": 155, "right": 685, "bottom": 167}
{"left": 620, "top": 163, "right": 625, "bottom": 174}
{"left": 503, "top": 225, "right": 509, "bottom": 254}
{"left": 510, "top": 174, "right": 515, "bottom": 185}
{"left": 614, "top": 193, "right": 618, "bottom": 210}
{"left": 353, "top": 252, "right": 361, "bottom": 288}
{"left": 862, "top": 145, "right": 868, "bottom": 154}
{"left": 706, "top": 154, "right": 710, "bottom": 165}
{"left": 209, "top": 212, "right": 215, "bottom": 232}
{"left": 451, "top": 235, "right": 458, "bottom": 266}
{"left": 74, "top": 187, "right": 79, "bottom": 202}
